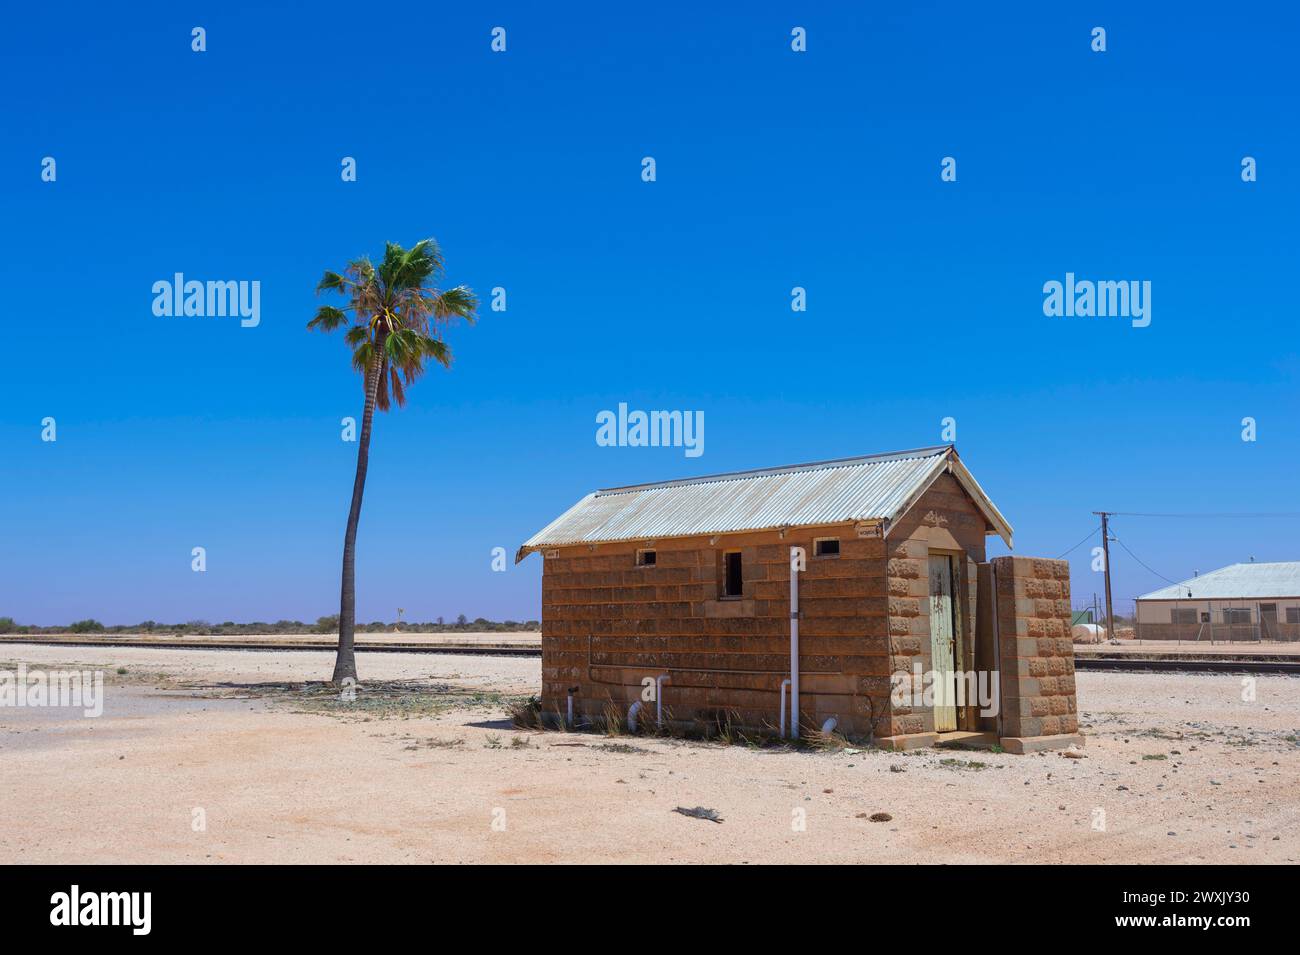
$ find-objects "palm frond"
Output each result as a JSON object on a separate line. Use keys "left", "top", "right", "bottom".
{"left": 346, "top": 257, "right": 374, "bottom": 283}
{"left": 316, "top": 271, "right": 348, "bottom": 295}
{"left": 432, "top": 285, "right": 478, "bottom": 321}
{"left": 420, "top": 334, "right": 452, "bottom": 368}
{"left": 388, "top": 364, "right": 407, "bottom": 407}
{"left": 308, "top": 305, "right": 348, "bottom": 331}
{"left": 350, "top": 342, "right": 374, "bottom": 375}
{"left": 404, "top": 238, "right": 444, "bottom": 282}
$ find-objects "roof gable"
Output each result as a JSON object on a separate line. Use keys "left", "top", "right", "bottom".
{"left": 517, "top": 446, "right": 1012, "bottom": 561}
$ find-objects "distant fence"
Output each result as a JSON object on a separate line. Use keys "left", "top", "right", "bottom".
{"left": 1136, "top": 621, "right": 1300, "bottom": 643}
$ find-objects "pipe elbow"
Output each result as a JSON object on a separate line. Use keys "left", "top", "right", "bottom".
{"left": 627, "top": 700, "right": 643, "bottom": 733}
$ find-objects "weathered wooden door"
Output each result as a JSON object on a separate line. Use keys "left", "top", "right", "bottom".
{"left": 928, "top": 554, "right": 958, "bottom": 732}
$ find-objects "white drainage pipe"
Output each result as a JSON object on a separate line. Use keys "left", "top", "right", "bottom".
{"left": 566, "top": 686, "right": 577, "bottom": 729}
{"left": 790, "top": 546, "right": 803, "bottom": 740}
{"left": 821, "top": 716, "right": 838, "bottom": 735}
{"left": 779, "top": 678, "right": 791, "bottom": 739}
{"left": 627, "top": 700, "right": 643, "bottom": 733}
{"left": 656, "top": 674, "right": 670, "bottom": 729}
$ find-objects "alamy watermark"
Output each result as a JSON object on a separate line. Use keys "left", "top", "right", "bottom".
{"left": 1043, "top": 272, "right": 1150, "bottom": 328}
{"left": 152, "top": 273, "right": 260, "bottom": 328}
{"left": 596, "top": 402, "right": 704, "bottom": 458}
{"left": 890, "top": 662, "right": 1000, "bottom": 717}
{"left": 1, "top": 664, "right": 104, "bottom": 718}
{"left": 50, "top": 885, "right": 150, "bottom": 935}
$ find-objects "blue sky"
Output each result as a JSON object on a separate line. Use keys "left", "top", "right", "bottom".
{"left": 2, "top": 2, "right": 1297, "bottom": 625}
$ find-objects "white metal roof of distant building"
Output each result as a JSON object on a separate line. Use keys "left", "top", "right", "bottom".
{"left": 517, "top": 445, "right": 1012, "bottom": 561}
{"left": 1137, "top": 562, "right": 1300, "bottom": 601}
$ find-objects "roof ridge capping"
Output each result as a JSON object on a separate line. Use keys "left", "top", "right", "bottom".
{"left": 596, "top": 444, "right": 956, "bottom": 494}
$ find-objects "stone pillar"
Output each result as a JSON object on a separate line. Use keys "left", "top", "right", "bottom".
{"left": 991, "top": 556, "right": 1083, "bottom": 753}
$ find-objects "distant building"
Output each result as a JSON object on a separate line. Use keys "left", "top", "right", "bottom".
{"left": 1135, "top": 561, "right": 1300, "bottom": 641}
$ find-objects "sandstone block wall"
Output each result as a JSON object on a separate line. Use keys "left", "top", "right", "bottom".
{"left": 539, "top": 527, "right": 893, "bottom": 736}
{"left": 992, "top": 556, "right": 1079, "bottom": 738}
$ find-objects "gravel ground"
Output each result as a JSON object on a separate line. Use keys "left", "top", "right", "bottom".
{"left": 2, "top": 643, "right": 1296, "bottom": 864}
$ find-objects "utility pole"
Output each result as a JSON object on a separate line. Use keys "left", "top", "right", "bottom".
{"left": 1093, "top": 511, "right": 1115, "bottom": 642}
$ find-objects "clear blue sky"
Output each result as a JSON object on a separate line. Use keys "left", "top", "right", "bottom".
{"left": 3, "top": 2, "right": 1297, "bottom": 625}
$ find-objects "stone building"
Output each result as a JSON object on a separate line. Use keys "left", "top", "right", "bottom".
{"left": 517, "top": 446, "right": 1081, "bottom": 753}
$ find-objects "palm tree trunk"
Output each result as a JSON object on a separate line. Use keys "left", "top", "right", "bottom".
{"left": 333, "top": 333, "right": 387, "bottom": 683}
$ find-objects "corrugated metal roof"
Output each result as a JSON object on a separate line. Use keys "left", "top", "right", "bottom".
{"left": 1137, "top": 562, "right": 1300, "bottom": 600}
{"left": 517, "top": 446, "right": 1013, "bottom": 560}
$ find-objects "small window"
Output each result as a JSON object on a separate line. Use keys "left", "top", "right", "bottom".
{"left": 1222, "top": 608, "right": 1252, "bottom": 625}
{"left": 814, "top": 538, "right": 840, "bottom": 558}
{"left": 636, "top": 549, "right": 656, "bottom": 567}
{"left": 723, "top": 551, "right": 743, "bottom": 597}
{"left": 1170, "top": 608, "right": 1197, "bottom": 625}
{"left": 1260, "top": 603, "right": 1278, "bottom": 622}
{"left": 1286, "top": 608, "right": 1300, "bottom": 625}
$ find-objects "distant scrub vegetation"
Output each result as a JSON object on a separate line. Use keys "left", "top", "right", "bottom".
{"left": 0, "top": 614, "right": 538, "bottom": 635}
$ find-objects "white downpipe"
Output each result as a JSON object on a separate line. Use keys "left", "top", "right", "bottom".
{"left": 627, "top": 700, "right": 642, "bottom": 733}
{"left": 566, "top": 686, "right": 576, "bottom": 729}
{"left": 821, "top": 716, "right": 838, "bottom": 735}
{"left": 655, "top": 674, "right": 670, "bottom": 729}
{"left": 790, "top": 546, "right": 803, "bottom": 740}
{"left": 779, "top": 678, "right": 791, "bottom": 739}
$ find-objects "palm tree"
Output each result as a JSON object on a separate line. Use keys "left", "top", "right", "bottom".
{"left": 309, "top": 239, "right": 477, "bottom": 682}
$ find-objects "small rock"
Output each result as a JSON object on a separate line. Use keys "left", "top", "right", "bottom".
{"left": 890, "top": 765, "right": 906, "bottom": 773}
{"left": 868, "top": 812, "right": 892, "bottom": 823}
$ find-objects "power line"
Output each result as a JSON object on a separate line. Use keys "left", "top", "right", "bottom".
{"left": 1110, "top": 532, "right": 1180, "bottom": 585}
{"left": 1056, "top": 525, "right": 1100, "bottom": 560}
{"left": 1101, "top": 511, "right": 1300, "bottom": 519}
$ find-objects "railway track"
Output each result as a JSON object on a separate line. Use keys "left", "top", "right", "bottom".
{"left": 1074, "top": 656, "right": 1300, "bottom": 675}
{"left": 0, "top": 638, "right": 542, "bottom": 658}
